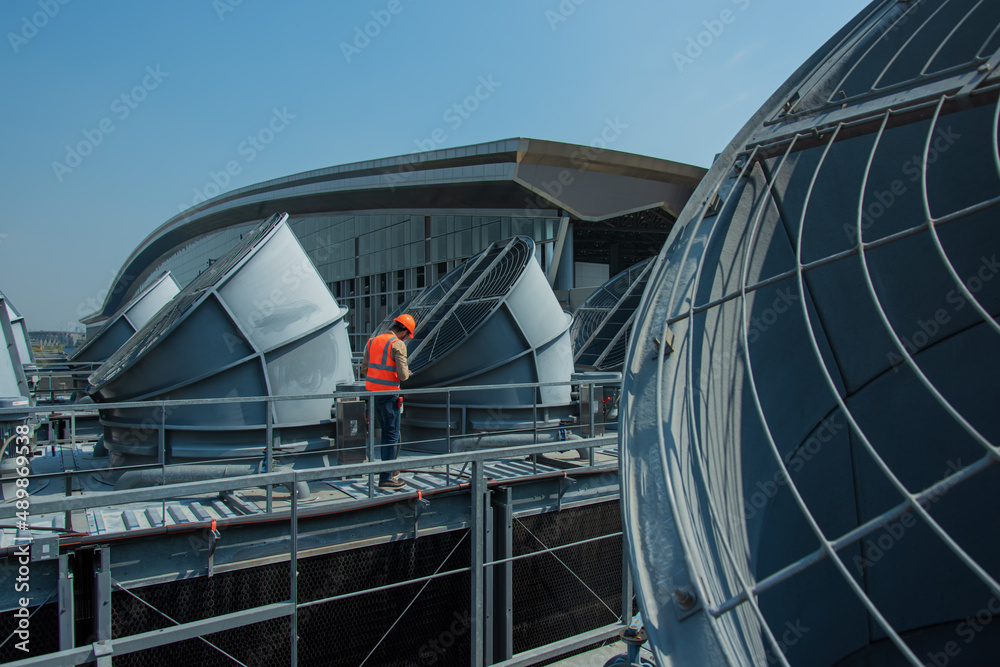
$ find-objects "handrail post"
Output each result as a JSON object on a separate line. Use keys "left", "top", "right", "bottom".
{"left": 158, "top": 404, "right": 166, "bottom": 484}
{"left": 367, "top": 394, "right": 375, "bottom": 498}
{"left": 290, "top": 471, "right": 299, "bottom": 667}
{"left": 621, "top": 539, "right": 633, "bottom": 623}
{"left": 446, "top": 389, "right": 452, "bottom": 483}
{"left": 265, "top": 401, "right": 273, "bottom": 513}
{"left": 588, "top": 383, "right": 596, "bottom": 468}
{"left": 471, "top": 459, "right": 486, "bottom": 667}
{"left": 531, "top": 400, "right": 538, "bottom": 474}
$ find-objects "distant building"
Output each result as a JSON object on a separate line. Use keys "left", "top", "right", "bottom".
{"left": 84, "top": 138, "right": 705, "bottom": 351}
{"left": 29, "top": 330, "right": 85, "bottom": 350}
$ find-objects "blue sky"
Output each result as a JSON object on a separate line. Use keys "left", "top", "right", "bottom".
{"left": 0, "top": 0, "right": 872, "bottom": 330}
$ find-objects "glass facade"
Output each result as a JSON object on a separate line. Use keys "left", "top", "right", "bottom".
{"left": 138, "top": 211, "right": 562, "bottom": 352}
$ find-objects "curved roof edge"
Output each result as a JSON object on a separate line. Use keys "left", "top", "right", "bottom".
{"left": 85, "top": 137, "right": 706, "bottom": 324}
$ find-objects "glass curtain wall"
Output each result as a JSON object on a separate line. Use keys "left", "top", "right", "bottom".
{"left": 137, "top": 212, "right": 562, "bottom": 353}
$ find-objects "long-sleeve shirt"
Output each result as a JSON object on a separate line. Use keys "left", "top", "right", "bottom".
{"left": 361, "top": 336, "right": 412, "bottom": 383}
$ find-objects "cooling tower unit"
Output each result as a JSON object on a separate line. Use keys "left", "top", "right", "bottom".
{"left": 88, "top": 213, "right": 354, "bottom": 463}
{"left": 570, "top": 257, "right": 653, "bottom": 372}
{"left": 620, "top": 2, "right": 1000, "bottom": 666}
{"left": 71, "top": 272, "right": 180, "bottom": 364}
{"left": 0, "top": 293, "right": 30, "bottom": 425}
{"left": 384, "top": 235, "right": 575, "bottom": 450}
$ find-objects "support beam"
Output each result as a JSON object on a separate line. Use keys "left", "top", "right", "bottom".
{"left": 92, "top": 548, "right": 112, "bottom": 667}
{"left": 58, "top": 554, "right": 74, "bottom": 652}
{"left": 470, "top": 460, "right": 487, "bottom": 667}
{"left": 491, "top": 486, "right": 514, "bottom": 663}
{"left": 484, "top": 497, "right": 494, "bottom": 663}
{"left": 545, "top": 216, "right": 571, "bottom": 287}
{"left": 290, "top": 480, "right": 299, "bottom": 667}
{"left": 621, "top": 539, "right": 633, "bottom": 623}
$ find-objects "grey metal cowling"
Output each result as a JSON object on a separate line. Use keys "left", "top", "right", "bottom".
{"left": 620, "top": 2, "right": 1000, "bottom": 666}
{"left": 570, "top": 257, "right": 653, "bottom": 372}
{"left": 71, "top": 271, "right": 180, "bottom": 364}
{"left": 0, "top": 293, "right": 31, "bottom": 423}
{"left": 384, "top": 236, "right": 575, "bottom": 450}
{"left": 0, "top": 291, "right": 35, "bottom": 372}
{"left": 88, "top": 213, "right": 354, "bottom": 463}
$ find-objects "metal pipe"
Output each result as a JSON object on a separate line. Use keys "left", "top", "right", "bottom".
{"left": 114, "top": 463, "right": 312, "bottom": 500}
{"left": 444, "top": 431, "right": 582, "bottom": 452}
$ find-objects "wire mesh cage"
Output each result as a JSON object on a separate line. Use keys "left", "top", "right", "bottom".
{"left": 621, "top": 1, "right": 1000, "bottom": 665}
{"left": 570, "top": 258, "right": 654, "bottom": 372}
{"left": 511, "top": 501, "right": 625, "bottom": 655}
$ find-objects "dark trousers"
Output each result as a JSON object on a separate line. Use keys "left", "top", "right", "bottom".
{"left": 374, "top": 394, "right": 400, "bottom": 482}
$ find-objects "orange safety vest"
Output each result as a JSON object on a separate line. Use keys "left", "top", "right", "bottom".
{"left": 365, "top": 332, "right": 401, "bottom": 391}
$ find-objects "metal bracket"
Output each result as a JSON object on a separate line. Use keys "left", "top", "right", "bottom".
{"left": 30, "top": 534, "right": 59, "bottom": 562}
{"left": 93, "top": 548, "right": 112, "bottom": 666}
{"left": 412, "top": 491, "right": 430, "bottom": 538}
{"left": 556, "top": 475, "right": 576, "bottom": 512}
{"left": 93, "top": 639, "right": 114, "bottom": 665}
{"left": 672, "top": 585, "right": 703, "bottom": 621}
{"left": 207, "top": 519, "right": 221, "bottom": 577}
{"left": 651, "top": 325, "right": 676, "bottom": 360}
{"left": 703, "top": 193, "right": 722, "bottom": 218}
{"left": 58, "top": 553, "right": 75, "bottom": 652}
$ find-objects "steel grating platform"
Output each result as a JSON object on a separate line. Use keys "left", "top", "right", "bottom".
{"left": 3, "top": 442, "right": 609, "bottom": 542}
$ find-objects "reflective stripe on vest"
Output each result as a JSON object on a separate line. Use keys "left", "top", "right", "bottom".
{"left": 365, "top": 332, "right": 400, "bottom": 391}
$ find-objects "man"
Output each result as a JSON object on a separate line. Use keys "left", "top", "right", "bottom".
{"left": 361, "top": 314, "right": 415, "bottom": 489}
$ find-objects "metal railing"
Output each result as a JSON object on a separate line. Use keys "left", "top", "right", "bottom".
{"left": 1, "top": 379, "right": 628, "bottom": 667}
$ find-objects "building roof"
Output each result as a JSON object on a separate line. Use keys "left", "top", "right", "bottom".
{"left": 85, "top": 138, "right": 705, "bottom": 324}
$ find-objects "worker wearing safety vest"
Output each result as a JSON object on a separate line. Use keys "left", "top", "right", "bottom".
{"left": 361, "top": 314, "right": 415, "bottom": 489}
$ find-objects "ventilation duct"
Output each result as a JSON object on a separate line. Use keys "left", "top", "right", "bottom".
{"left": 620, "top": 2, "right": 1000, "bottom": 665}
{"left": 71, "top": 272, "right": 180, "bottom": 364}
{"left": 379, "top": 236, "right": 574, "bottom": 449}
{"left": 0, "top": 293, "right": 30, "bottom": 423}
{"left": 88, "top": 213, "right": 354, "bottom": 463}
{"left": 570, "top": 258, "right": 653, "bottom": 372}
{"left": 0, "top": 290, "right": 34, "bottom": 372}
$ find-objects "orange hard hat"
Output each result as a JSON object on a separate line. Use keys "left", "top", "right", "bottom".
{"left": 393, "top": 313, "right": 416, "bottom": 338}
